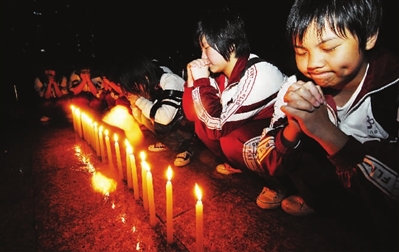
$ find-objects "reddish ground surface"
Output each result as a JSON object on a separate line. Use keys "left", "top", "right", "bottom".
{"left": 1, "top": 108, "right": 382, "bottom": 251}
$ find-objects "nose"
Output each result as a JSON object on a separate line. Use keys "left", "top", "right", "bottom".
{"left": 201, "top": 50, "right": 207, "bottom": 60}
{"left": 306, "top": 51, "right": 324, "bottom": 71}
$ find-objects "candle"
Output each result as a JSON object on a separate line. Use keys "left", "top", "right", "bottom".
{"left": 76, "top": 108, "right": 82, "bottom": 138}
{"left": 104, "top": 129, "right": 114, "bottom": 169}
{"left": 195, "top": 183, "right": 203, "bottom": 252}
{"left": 114, "top": 133, "right": 123, "bottom": 180}
{"left": 93, "top": 122, "right": 100, "bottom": 157}
{"left": 70, "top": 105, "right": 76, "bottom": 132}
{"left": 140, "top": 151, "right": 148, "bottom": 210}
{"left": 166, "top": 166, "right": 173, "bottom": 244}
{"left": 99, "top": 126, "right": 106, "bottom": 163}
{"left": 125, "top": 140, "right": 133, "bottom": 188}
{"left": 129, "top": 143, "right": 139, "bottom": 200}
{"left": 145, "top": 163, "right": 157, "bottom": 227}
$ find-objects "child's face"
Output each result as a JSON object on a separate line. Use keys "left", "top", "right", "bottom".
{"left": 200, "top": 36, "right": 227, "bottom": 74}
{"left": 293, "top": 21, "right": 369, "bottom": 90}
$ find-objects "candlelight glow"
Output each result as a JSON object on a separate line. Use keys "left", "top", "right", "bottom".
{"left": 104, "top": 129, "right": 109, "bottom": 137}
{"left": 91, "top": 171, "right": 117, "bottom": 195}
{"left": 114, "top": 133, "right": 118, "bottom": 142}
{"left": 195, "top": 183, "right": 202, "bottom": 201}
{"left": 142, "top": 161, "right": 150, "bottom": 172}
{"left": 102, "top": 105, "right": 143, "bottom": 146}
{"left": 167, "top": 166, "right": 173, "bottom": 181}
{"left": 140, "top": 151, "right": 146, "bottom": 161}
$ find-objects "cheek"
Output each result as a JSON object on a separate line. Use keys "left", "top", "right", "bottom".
{"left": 295, "top": 56, "right": 308, "bottom": 74}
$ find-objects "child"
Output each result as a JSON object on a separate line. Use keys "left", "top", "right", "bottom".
{"left": 256, "top": 0, "right": 398, "bottom": 250}
{"left": 111, "top": 53, "right": 195, "bottom": 167}
{"left": 183, "top": 8, "right": 286, "bottom": 174}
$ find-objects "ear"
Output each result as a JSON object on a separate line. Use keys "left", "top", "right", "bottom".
{"left": 365, "top": 31, "right": 379, "bottom": 50}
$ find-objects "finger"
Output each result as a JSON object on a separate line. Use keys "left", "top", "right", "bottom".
{"left": 284, "top": 91, "right": 317, "bottom": 112}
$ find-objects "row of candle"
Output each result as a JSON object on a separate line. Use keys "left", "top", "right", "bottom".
{"left": 70, "top": 105, "right": 203, "bottom": 251}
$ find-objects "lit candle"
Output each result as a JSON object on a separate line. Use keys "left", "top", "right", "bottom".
{"left": 145, "top": 163, "right": 157, "bottom": 227}
{"left": 70, "top": 105, "right": 76, "bottom": 132}
{"left": 76, "top": 108, "right": 83, "bottom": 138}
{"left": 125, "top": 140, "right": 132, "bottom": 188}
{"left": 104, "top": 129, "right": 114, "bottom": 169}
{"left": 114, "top": 133, "right": 123, "bottom": 180}
{"left": 93, "top": 122, "right": 100, "bottom": 157}
{"left": 76, "top": 108, "right": 82, "bottom": 138}
{"left": 166, "top": 166, "right": 173, "bottom": 244}
{"left": 99, "top": 126, "right": 106, "bottom": 163}
{"left": 129, "top": 143, "right": 139, "bottom": 200}
{"left": 195, "top": 183, "right": 203, "bottom": 252}
{"left": 140, "top": 151, "right": 148, "bottom": 210}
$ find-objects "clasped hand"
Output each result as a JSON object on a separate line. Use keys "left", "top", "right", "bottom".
{"left": 186, "top": 59, "right": 210, "bottom": 87}
{"left": 281, "top": 80, "right": 332, "bottom": 138}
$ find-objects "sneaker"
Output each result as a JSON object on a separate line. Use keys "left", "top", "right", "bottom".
{"left": 281, "top": 195, "right": 315, "bottom": 217}
{"left": 148, "top": 142, "right": 168, "bottom": 152}
{"left": 216, "top": 163, "right": 242, "bottom": 175}
{"left": 40, "top": 116, "right": 50, "bottom": 122}
{"left": 256, "top": 187, "right": 286, "bottom": 209}
{"left": 174, "top": 150, "right": 193, "bottom": 167}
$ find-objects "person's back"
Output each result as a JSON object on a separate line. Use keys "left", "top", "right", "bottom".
{"left": 105, "top": 53, "right": 196, "bottom": 167}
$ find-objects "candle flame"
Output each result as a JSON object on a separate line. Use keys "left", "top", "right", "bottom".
{"left": 140, "top": 151, "right": 146, "bottom": 161}
{"left": 142, "top": 161, "right": 150, "bottom": 172}
{"left": 126, "top": 144, "right": 133, "bottom": 155}
{"left": 91, "top": 171, "right": 117, "bottom": 195}
{"left": 104, "top": 129, "right": 109, "bottom": 136}
{"left": 70, "top": 104, "right": 76, "bottom": 111}
{"left": 195, "top": 183, "right": 202, "bottom": 201}
{"left": 114, "top": 133, "right": 118, "bottom": 142}
{"left": 166, "top": 166, "right": 173, "bottom": 181}
{"left": 102, "top": 105, "right": 143, "bottom": 147}
{"left": 99, "top": 125, "right": 103, "bottom": 133}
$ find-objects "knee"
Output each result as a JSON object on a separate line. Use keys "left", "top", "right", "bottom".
{"left": 220, "top": 136, "right": 242, "bottom": 159}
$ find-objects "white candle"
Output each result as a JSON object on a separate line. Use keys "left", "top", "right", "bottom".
{"left": 140, "top": 152, "right": 148, "bottom": 211}
{"left": 114, "top": 133, "right": 123, "bottom": 180}
{"left": 166, "top": 166, "right": 173, "bottom": 244}
{"left": 125, "top": 140, "right": 132, "bottom": 189}
{"left": 130, "top": 146, "right": 139, "bottom": 200}
{"left": 99, "top": 126, "right": 106, "bottom": 163}
{"left": 76, "top": 108, "right": 82, "bottom": 138}
{"left": 104, "top": 129, "right": 114, "bottom": 169}
{"left": 146, "top": 164, "right": 156, "bottom": 227}
{"left": 93, "top": 122, "right": 100, "bottom": 157}
{"left": 70, "top": 105, "right": 76, "bottom": 132}
{"left": 195, "top": 183, "right": 203, "bottom": 252}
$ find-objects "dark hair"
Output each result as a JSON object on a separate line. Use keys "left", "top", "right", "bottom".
{"left": 195, "top": 8, "right": 250, "bottom": 61}
{"left": 114, "top": 53, "right": 164, "bottom": 100}
{"left": 37, "top": 63, "right": 63, "bottom": 84}
{"left": 286, "top": 0, "right": 383, "bottom": 50}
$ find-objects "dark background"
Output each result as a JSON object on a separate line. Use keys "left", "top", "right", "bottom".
{"left": 1, "top": 0, "right": 398, "bottom": 116}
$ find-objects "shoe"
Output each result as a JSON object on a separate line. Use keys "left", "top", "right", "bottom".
{"left": 216, "top": 163, "right": 242, "bottom": 175}
{"left": 281, "top": 195, "right": 315, "bottom": 216}
{"left": 148, "top": 142, "right": 168, "bottom": 152}
{"left": 40, "top": 116, "right": 50, "bottom": 122}
{"left": 256, "top": 187, "right": 286, "bottom": 209}
{"left": 174, "top": 150, "right": 193, "bottom": 167}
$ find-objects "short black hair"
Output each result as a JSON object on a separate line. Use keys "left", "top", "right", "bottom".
{"left": 286, "top": 0, "right": 383, "bottom": 50}
{"left": 195, "top": 8, "right": 250, "bottom": 61}
{"left": 113, "top": 53, "right": 164, "bottom": 99}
